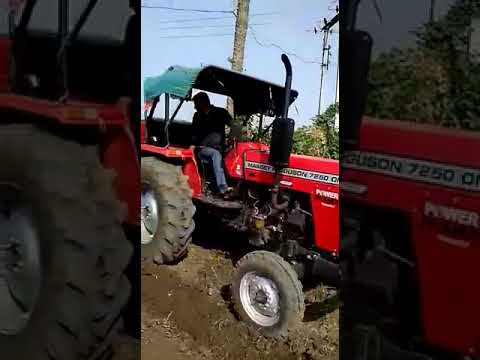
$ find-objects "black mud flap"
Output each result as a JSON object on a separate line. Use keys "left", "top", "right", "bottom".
{"left": 350, "top": 325, "right": 433, "bottom": 360}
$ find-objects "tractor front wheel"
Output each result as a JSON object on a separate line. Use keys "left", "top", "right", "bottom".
{"left": 231, "top": 251, "right": 305, "bottom": 338}
{"left": 141, "top": 158, "right": 195, "bottom": 264}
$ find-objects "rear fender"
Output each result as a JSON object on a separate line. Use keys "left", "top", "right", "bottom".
{"left": 0, "top": 95, "right": 129, "bottom": 126}
{"left": 0, "top": 37, "right": 11, "bottom": 92}
{"left": 0, "top": 97, "right": 138, "bottom": 224}
{"left": 183, "top": 156, "right": 202, "bottom": 196}
{"left": 141, "top": 144, "right": 202, "bottom": 196}
{"left": 100, "top": 127, "right": 140, "bottom": 226}
{"left": 0, "top": 108, "right": 139, "bottom": 226}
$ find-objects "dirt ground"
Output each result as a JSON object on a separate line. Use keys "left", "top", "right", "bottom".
{"left": 140, "top": 233, "right": 339, "bottom": 360}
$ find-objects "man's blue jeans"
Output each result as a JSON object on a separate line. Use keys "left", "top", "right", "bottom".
{"left": 198, "top": 146, "right": 228, "bottom": 193}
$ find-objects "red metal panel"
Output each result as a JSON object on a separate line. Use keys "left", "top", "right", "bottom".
{"left": 343, "top": 118, "right": 480, "bottom": 355}
{"left": 412, "top": 199, "right": 480, "bottom": 355}
{"left": 311, "top": 191, "right": 339, "bottom": 253}
{"left": 140, "top": 120, "right": 146, "bottom": 144}
{"left": 360, "top": 117, "right": 480, "bottom": 169}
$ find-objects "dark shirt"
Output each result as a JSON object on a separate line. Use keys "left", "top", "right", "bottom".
{"left": 192, "top": 105, "right": 232, "bottom": 150}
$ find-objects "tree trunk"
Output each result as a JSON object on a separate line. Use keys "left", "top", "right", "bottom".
{"left": 227, "top": 0, "right": 250, "bottom": 116}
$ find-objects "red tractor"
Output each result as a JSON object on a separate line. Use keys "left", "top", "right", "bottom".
{"left": 140, "top": 55, "right": 340, "bottom": 336}
{"left": 341, "top": 0, "right": 480, "bottom": 359}
{"left": 0, "top": 1, "right": 139, "bottom": 359}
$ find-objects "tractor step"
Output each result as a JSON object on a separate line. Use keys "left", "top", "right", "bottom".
{"left": 195, "top": 194, "right": 243, "bottom": 210}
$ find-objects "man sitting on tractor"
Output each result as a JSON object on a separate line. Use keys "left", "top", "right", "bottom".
{"left": 191, "top": 92, "right": 233, "bottom": 196}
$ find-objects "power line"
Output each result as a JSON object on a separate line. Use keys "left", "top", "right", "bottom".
{"left": 156, "top": 33, "right": 233, "bottom": 39}
{"left": 228, "top": 10, "right": 322, "bottom": 65}
{"left": 153, "top": 15, "right": 233, "bottom": 24}
{"left": 247, "top": 25, "right": 322, "bottom": 64}
{"left": 158, "top": 22, "right": 270, "bottom": 30}
{"left": 144, "top": 12, "right": 278, "bottom": 24}
{"left": 150, "top": 6, "right": 319, "bottom": 63}
{"left": 140, "top": 4, "right": 234, "bottom": 14}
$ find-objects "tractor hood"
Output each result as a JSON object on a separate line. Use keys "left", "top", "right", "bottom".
{"left": 144, "top": 65, "right": 299, "bottom": 116}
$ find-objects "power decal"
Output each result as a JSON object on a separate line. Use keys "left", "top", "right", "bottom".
{"left": 245, "top": 161, "right": 339, "bottom": 185}
{"left": 316, "top": 189, "right": 339, "bottom": 200}
{"left": 424, "top": 201, "right": 479, "bottom": 229}
{"left": 342, "top": 151, "right": 480, "bottom": 192}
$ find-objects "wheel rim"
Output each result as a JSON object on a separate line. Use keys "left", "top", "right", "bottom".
{"left": 0, "top": 183, "right": 42, "bottom": 336}
{"left": 141, "top": 183, "right": 158, "bottom": 245}
{"left": 239, "top": 271, "right": 280, "bottom": 327}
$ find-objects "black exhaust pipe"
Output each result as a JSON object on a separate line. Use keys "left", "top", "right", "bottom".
{"left": 270, "top": 54, "right": 295, "bottom": 171}
{"left": 270, "top": 54, "right": 296, "bottom": 210}
{"left": 341, "top": 30, "right": 372, "bottom": 151}
{"left": 281, "top": 54, "right": 292, "bottom": 120}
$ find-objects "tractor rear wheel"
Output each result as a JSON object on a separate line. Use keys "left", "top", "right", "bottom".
{"left": 231, "top": 251, "right": 305, "bottom": 338}
{"left": 141, "top": 157, "right": 195, "bottom": 264}
{"left": 0, "top": 124, "right": 132, "bottom": 360}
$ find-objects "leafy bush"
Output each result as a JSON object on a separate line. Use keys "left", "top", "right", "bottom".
{"left": 292, "top": 103, "right": 339, "bottom": 159}
{"left": 366, "top": 0, "right": 480, "bottom": 130}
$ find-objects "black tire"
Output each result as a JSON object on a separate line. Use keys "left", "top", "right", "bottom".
{"left": 0, "top": 124, "right": 132, "bottom": 360}
{"left": 231, "top": 251, "right": 305, "bottom": 338}
{"left": 141, "top": 157, "right": 195, "bottom": 264}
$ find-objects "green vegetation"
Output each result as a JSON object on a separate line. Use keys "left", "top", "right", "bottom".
{"left": 292, "top": 103, "right": 339, "bottom": 159}
{"left": 366, "top": 0, "right": 480, "bottom": 130}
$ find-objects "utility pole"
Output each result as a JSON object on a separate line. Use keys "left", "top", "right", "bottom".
{"left": 317, "top": 11, "right": 338, "bottom": 116}
{"left": 334, "top": 45, "right": 339, "bottom": 128}
{"left": 318, "top": 12, "right": 339, "bottom": 153}
{"left": 318, "top": 27, "right": 331, "bottom": 116}
{"left": 227, "top": 0, "right": 250, "bottom": 115}
{"left": 335, "top": 53, "right": 339, "bottom": 104}
{"left": 429, "top": 0, "right": 436, "bottom": 22}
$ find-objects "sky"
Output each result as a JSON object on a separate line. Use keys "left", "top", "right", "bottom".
{"left": 141, "top": 0, "right": 339, "bottom": 126}
{"left": 356, "top": 0, "right": 460, "bottom": 58}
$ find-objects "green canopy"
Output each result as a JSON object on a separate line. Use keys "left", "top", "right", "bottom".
{"left": 144, "top": 66, "right": 201, "bottom": 100}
